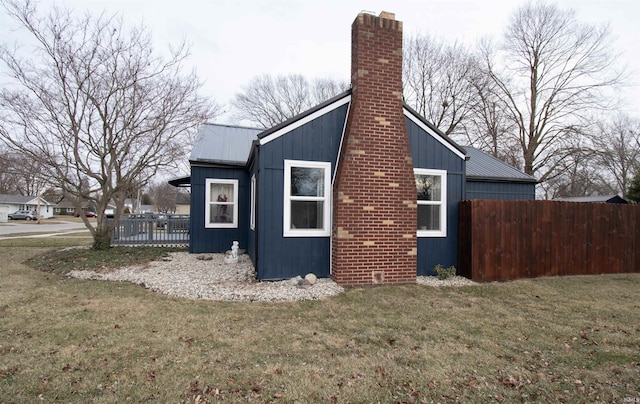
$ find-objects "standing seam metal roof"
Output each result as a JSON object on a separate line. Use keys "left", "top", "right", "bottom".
{"left": 189, "top": 123, "right": 262, "bottom": 165}
{"left": 188, "top": 118, "right": 534, "bottom": 186}
{"left": 463, "top": 146, "right": 537, "bottom": 183}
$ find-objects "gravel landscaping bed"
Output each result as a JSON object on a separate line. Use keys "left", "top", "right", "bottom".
{"left": 67, "top": 252, "right": 476, "bottom": 302}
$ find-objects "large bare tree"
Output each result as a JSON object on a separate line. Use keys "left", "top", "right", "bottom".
{"left": 403, "top": 34, "right": 479, "bottom": 137}
{"left": 231, "top": 74, "right": 348, "bottom": 128}
{"left": 590, "top": 115, "right": 640, "bottom": 198}
{"left": 482, "top": 1, "right": 624, "bottom": 181}
{"left": 0, "top": 0, "right": 218, "bottom": 248}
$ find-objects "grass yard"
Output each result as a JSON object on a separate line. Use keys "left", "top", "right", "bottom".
{"left": 0, "top": 238, "right": 638, "bottom": 402}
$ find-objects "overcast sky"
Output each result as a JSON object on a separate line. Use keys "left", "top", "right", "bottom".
{"left": 1, "top": 0, "right": 638, "bottom": 123}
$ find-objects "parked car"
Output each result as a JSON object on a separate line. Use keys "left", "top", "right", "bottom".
{"left": 75, "top": 211, "right": 97, "bottom": 218}
{"left": 8, "top": 210, "right": 38, "bottom": 220}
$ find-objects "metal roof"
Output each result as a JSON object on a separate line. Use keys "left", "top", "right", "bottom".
{"left": 463, "top": 146, "right": 537, "bottom": 183}
{"left": 0, "top": 194, "right": 53, "bottom": 205}
{"left": 555, "top": 194, "right": 627, "bottom": 203}
{"left": 190, "top": 123, "right": 262, "bottom": 165}
{"left": 187, "top": 121, "right": 535, "bottom": 186}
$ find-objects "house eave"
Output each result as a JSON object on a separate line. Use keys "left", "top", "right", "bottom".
{"left": 190, "top": 159, "right": 248, "bottom": 168}
{"left": 402, "top": 104, "right": 467, "bottom": 160}
{"left": 258, "top": 90, "right": 352, "bottom": 145}
{"left": 467, "top": 175, "right": 538, "bottom": 184}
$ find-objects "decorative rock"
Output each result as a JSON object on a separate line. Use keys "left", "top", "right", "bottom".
{"left": 65, "top": 252, "right": 474, "bottom": 303}
{"left": 224, "top": 255, "right": 238, "bottom": 264}
{"left": 304, "top": 273, "right": 317, "bottom": 285}
{"left": 297, "top": 279, "right": 312, "bottom": 289}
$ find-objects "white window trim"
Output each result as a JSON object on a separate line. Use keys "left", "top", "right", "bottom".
{"left": 205, "top": 178, "right": 239, "bottom": 229}
{"left": 414, "top": 168, "right": 447, "bottom": 238}
{"left": 283, "top": 160, "right": 331, "bottom": 237}
{"left": 250, "top": 174, "right": 256, "bottom": 230}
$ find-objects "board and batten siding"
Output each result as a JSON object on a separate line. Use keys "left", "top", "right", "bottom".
{"left": 406, "top": 117, "right": 466, "bottom": 276}
{"left": 189, "top": 166, "right": 250, "bottom": 254}
{"left": 256, "top": 104, "right": 348, "bottom": 280}
{"left": 466, "top": 181, "right": 535, "bottom": 200}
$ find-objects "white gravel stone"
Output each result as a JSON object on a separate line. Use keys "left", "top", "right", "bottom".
{"left": 416, "top": 275, "right": 476, "bottom": 287}
{"left": 305, "top": 273, "right": 317, "bottom": 285}
{"left": 67, "top": 252, "right": 476, "bottom": 302}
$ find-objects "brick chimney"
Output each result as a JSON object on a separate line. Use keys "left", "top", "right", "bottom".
{"left": 332, "top": 12, "right": 417, "bottom": 287}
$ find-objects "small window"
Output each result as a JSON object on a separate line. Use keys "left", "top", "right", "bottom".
{"left": 205, "top": 179, "right": 238, "bottom": 228}
{"left": 415, "top": 168, "right": 447, "bottom": 237}
{"left": 284, "top": 160, "right": 331, "bottom": 237}
{"left": 250, "top": 174, "right": 256, "bottom": 230}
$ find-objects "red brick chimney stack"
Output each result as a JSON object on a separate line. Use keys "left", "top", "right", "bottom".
{"left": 332, "top": 11, "right": 417, "bottom": 286}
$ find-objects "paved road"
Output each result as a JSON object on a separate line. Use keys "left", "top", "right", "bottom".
{"left": 0, "top": 220, "right": 88, "bottom": 237}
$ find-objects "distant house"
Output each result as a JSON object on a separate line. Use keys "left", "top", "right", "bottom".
{"left": 54, "top": 197, "right": 94, "bottom": 216}
{"left": 555, "top": 194, "right": 628, "bottom": 204}
{"left": 175, "top": 12, "right": 536, "bottom": 286}
{"left": 0, "top": 194, "right": 54, "bottom": 219}
{"left": 174, "top": 192, "right": 191, "bottom": 215}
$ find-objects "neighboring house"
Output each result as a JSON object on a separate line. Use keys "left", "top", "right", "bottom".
{"left": 54, "top": 197, "right": 94, "bottom": 216}
{"left": 174, "top": 192, "right": 191, "bottom": 215}
{"left": 555, "top": 194, "right": 628, "bottom": 204}
{"left": 0, "top": 194, "right": 54, "bottom": 219}
{"left": 178, "top": 12, "right": 535, "bottom": 286}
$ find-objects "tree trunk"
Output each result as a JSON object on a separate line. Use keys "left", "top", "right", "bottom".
{"left": 92, "top": 230, "right": 111, "bottom": 250}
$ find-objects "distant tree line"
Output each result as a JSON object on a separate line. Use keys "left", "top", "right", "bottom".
{"left": 1, "top": 0, "right": 638, "bottom": 255}
{"left": 230, "top": 2, "right": 638, "bottom": 202}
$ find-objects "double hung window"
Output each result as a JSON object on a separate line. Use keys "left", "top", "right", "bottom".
{"left": 205, "top": 179, "right": 238, "bottom": 228}
{"left": 414, "top": 169, "right": 447, "bottom": 237}
{"left": 284, "top": 160, "right": 331, "bottom": 237}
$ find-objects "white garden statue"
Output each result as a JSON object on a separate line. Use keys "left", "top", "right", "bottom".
{"left": 224, "top": 241, "right": 240, "bottom": 264}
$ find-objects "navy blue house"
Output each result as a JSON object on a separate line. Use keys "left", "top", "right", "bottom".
{"left": 177, "top": 11, "right": 536, "bottom": 284}
{"left": 182, "top": 102, "right": 535, "bottom": 281}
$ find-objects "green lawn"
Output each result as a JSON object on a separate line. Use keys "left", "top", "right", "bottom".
{"left": 0, "top": 238, "right": 638, "bottom": 402}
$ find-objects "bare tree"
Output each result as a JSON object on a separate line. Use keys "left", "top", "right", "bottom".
{"left": 540, "top": 143, "right": 613, "bottom": 199}
{"left": 403, "top": 34, "right": 479, "bottom": 137}
{"left": 461, "top": 52, "right": 522, "bottom": 166}
{"left": 148, "top": 181, "right": 178, "bottom": 214}
{"left": 0, "top": 148, "right": 49, "bottom": 195}
{"left": 231, "top": 74, "right": 348, "bottom": 128}
{"left": 0, "top": 0, "right": 218, "bottom": 248}
{"left": 482, "top": 1, "right": 624, "bottom": 181}
{"left": 0, "top": 149, "right": 23, "bottom": 194}
{"left": 590, "top": 115, "right": 640, "bottom": 198}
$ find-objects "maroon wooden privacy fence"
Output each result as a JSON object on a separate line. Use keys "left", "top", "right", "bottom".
{"left": 458, "top": 200, "right": 640, "bottom": 282}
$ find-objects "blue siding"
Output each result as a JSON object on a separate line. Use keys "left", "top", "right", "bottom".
{"left": 190, "top": 166, "right": 250, "bottom": 253}
{"left": 466, "top": 181, "right": 535, "bottom": 200}
{"left": 406, "top": 117, "right": 466, "bottom": 276}
{"left": 256, "top": 104, "right": 348, "bottom": 280}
